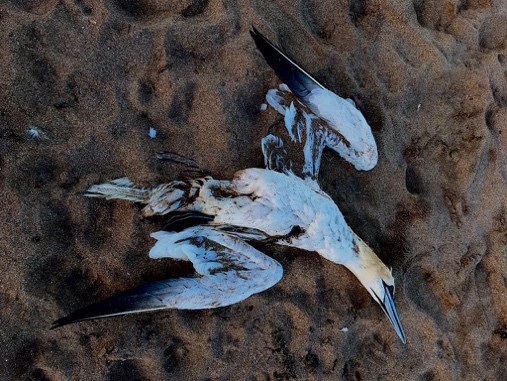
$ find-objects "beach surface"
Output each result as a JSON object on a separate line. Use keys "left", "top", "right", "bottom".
{"left": 1, "top": 0, "right": 507, "bottom": 379}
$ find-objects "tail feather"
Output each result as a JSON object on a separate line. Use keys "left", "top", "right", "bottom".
{"left": 84, "top": 178, "right": 150, "bottom": 203}
{"left": 85, "top": 177, "right": 219, "bottom": 217}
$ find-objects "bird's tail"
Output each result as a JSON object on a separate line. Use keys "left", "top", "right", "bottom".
{"left": 84, "top": 178, "right": 150, "bottom": 203}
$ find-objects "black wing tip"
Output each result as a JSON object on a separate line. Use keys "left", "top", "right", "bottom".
{"left": 250, "top": 24, "right": 263, "bottom": 39}
{"left": 51, "top": 309, "right": 121, "bottom": 330}
{"left": 50, "top": 322, "right": 63, "bottom": 330}
{"left": 249, "top": 24, "right": 322, "bottom": 100}
{"left": 249, "top": 25, "right": 274, "bottom": 48}
{"left": 49, "top": 283, "right": 171, "bottom": 331}
{"left": 249, "top": 25, "right": 262, "bottom": 45}
{"left": 51, "top": 322, "right": 66, "bottom": 330}
{"left": 50, "top": 314, "right": 82, "bottom": 330}
{"left": 51, "top": 305, "right": 103, "bottom": 329}
{"left": 49, "top": 300, "right": 119, "bottom": 330}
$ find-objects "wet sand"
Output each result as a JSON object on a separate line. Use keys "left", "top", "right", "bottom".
{"left": 1, "top": 0, "right": 507, "bottom": 380}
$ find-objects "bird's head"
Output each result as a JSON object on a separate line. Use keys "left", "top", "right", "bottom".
{"left": 346, "top": 236, "right": 406, "bottom": 344}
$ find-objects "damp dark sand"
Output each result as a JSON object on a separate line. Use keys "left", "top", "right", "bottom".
{"left": 1, "top": 1, "right": 507, "bottom": 380}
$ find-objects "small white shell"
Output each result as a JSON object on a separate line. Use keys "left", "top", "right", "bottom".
{"left": 27, "top": 127, "right": 48, "bottom": 140}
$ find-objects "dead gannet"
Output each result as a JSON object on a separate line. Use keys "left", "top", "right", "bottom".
{"left": 250, "top": 26, "right": 378, "bottom": 175}
{"left": 52, "top": 169, "right": 405, "bottom": 342}
{"left": 52, "top": 27, "right": 406, "bottom": 344}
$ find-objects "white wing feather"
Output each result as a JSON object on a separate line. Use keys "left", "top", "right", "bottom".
{"left": 52, "top": 226, "right": 283, "bottom": 327}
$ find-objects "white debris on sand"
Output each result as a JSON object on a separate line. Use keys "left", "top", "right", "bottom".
{"left": 260, "top": 103, "right": 267, "bottom": 111}
{"left": 340, "top": 327, "right": 349, "bottom": 332}
{"left": 111, "top": 178, "right": 133, "bottom": 187}
{"left": 27, "top": 127, "right": 48, "bottom": 140}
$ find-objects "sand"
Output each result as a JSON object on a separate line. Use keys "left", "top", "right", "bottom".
{"left": 1, "top": 0, "right": 507, "bottom": 380}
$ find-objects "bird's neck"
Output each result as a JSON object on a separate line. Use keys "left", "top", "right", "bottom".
{"left": 319, "top": 234, "right": 390, "bottom": 292}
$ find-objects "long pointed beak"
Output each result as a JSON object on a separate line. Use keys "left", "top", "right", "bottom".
{"left": 376, "top": 282, "right": 406, "bottom": 344}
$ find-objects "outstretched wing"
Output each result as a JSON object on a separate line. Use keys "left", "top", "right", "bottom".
{"left": 52, "top": 227, "right": 283, "bottom": 328}
{"left": 252, "top": 26, "right": 378, "bottom": 173}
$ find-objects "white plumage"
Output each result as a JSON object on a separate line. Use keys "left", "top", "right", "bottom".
{"left": 252, "top": 25, "right": 378, "bottom": 175}
{"left": 52, "top": 26, "right": 406, "bottom": 344}
{"left": 265, "top": 85, "right": 378, "bottom": 175}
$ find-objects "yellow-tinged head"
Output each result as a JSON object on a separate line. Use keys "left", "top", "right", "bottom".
{"left": 346, "top": 236, "right": 406, "bottom": 344}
